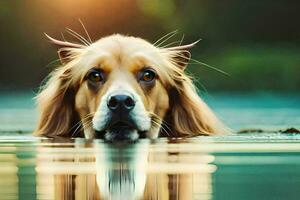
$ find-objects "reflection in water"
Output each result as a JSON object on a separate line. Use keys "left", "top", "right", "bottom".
{"left": 95, "top": 142, "right": 148, "bottom": 200}
{"left": 0, "top": 150, "right": 18, "bottom": 200}
{"left": 34, "top": 139, "right": 215, "bottom": 200}
{"left": 1, "top": 135, "right": 300, "bottom": 200}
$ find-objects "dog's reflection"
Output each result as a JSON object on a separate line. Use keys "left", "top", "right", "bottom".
{"left": 95, "top": 141, "right": 149, "bottom": 200}
{"left": 36, "top": 138, "right": 214, "bottom": 200}
{"left": 36, "top": 139, "right": 149, "bottom": 200}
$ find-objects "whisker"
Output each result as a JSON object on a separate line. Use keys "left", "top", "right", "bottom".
{"left": 190, "top": 58, "right": 230, "bottom": 76}
{"left": 75, "top": 116, "right": 94, "bottom": 137}
{"left": 153, "top": 30, "right": 178, "bottom": 46}
{"left": 70, "top": 112, "right": 96, "bottom": 137}
{"left": 148, "top": 112, "right": 172, "bottom": 136}
{"left": 78, "top": 19, "right": 92, "bottom": 43}
{"left": 65, "top": 28, "right": 90, "bottom": 46}
{"left": 155, "top": 30, "right": 179, "bottom": 47}
{"left": 151, "top": 119, "right": 170, "bottom": 137}
{"left": 159, "top": 40, "right": 182, "bottom": 48}
{"left": 158, "top": 34, "right": 187, "bottom": 49}
{"left": 159, "top": 121, "right": 172, "bottom": 136}
{"left": 167, "top": 51, "right": 230, "bottom": 76}
{"left": 61, "top": 32, "right": 66, "bottom": 41}
{"left": 70, "top": 120, "right": 83, "bottom": 137}
{"left": 192, "top": 76, "right": 209, "bottom": 94}
{"left": 179, "top": 34, "right": 185, "bottom": 46}
{"left": 71, "top": 122, "right": 82, "bottom": 137}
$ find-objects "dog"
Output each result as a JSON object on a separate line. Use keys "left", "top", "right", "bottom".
{"left": 34, "top": 33, "right": 227, "bottom": 141}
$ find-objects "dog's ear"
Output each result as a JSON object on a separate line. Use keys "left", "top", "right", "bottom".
{"left": 166, "top": 41, "right": 199, "bottom": 70}
{"left": 45, "top": 33, "right": 83, "bottom": 64}
{"left": 165, "top": 80, "right": 228, "bottom": 137}
{"left": 34, "top": 68, "right": 80, "bottom": 137}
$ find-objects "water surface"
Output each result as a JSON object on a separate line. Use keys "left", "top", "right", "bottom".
{"left": 1, "top": 92, "right": 300, "bottom": 132}
{"left": 0, "top": 92, "right": 300, "bottom": 200}
{"left": 0, "top": 134, "right": 300, "bottom": 200}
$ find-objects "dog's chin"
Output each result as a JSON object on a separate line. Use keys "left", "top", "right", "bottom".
{"left": 95, "top": 122, "right": 147, "bottom": 142}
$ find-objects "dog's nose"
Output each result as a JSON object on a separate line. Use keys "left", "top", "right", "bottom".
{"left": 107, "top": 95, "right": 135, "bottom": 112}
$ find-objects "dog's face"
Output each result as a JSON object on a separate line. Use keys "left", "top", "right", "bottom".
{"left": 74, "top": 36, "right": 170, "bottom": 140}
{"left": 35, "top": 34, "right": 226, "bottom": 141}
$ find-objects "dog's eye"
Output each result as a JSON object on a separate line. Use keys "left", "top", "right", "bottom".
{"left": 140, "top": 69, "right": 156, "bottom": 82}
{"left": 87, "top": 70, "right": 104, "bottom": 83}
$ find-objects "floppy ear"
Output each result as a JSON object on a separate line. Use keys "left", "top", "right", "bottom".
{"left": 165, "top": 81, "right": 228, "bottom": 136}
{"left": 34, "top": 67, "right": 81, "bottom": 137}
{"left": 33, "top": 35, "right": 83, "bottom": 137}
{"left": 164, "top": 41, "right": 228, "bottom": 136}
{"left": 45, "top": 33, "right": 83, "bottom": 64}
{"left": 166, "top": 40, "right": 199, "bottom": 70}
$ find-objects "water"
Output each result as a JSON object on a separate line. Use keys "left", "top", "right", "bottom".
{"left": 1, "top": 92, "right": 300, "bottom": 132}
{"left": 1, "top": 135, "right": 300, "bottom": 200}
{"left": 0, "top": 92, "right": 300, "bottom": 200}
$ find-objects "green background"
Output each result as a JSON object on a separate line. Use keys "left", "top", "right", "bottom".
{"left": 0, "top": 0, "right": 299, "bottom": 91}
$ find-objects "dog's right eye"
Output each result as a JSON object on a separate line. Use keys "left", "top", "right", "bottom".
{"left": 87, "top": 70, "right": 104, "bottom": 83}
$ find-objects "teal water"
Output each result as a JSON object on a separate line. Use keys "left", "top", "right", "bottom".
{"left": 0, "top": 92, "right": 300, "bottom": 200}
{"left": 1, "top": 92, "right": 300, "bottom": 132}
{"left": 0, "top": 135, "right": 300, "bottom": 200}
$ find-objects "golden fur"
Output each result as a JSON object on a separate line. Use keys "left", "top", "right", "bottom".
{"left": 34, "top": 33, "right": 227, "bottom": 138}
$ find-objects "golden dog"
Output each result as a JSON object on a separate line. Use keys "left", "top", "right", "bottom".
{"left": 34, "top": 33, "right": 227, "bottom": 141}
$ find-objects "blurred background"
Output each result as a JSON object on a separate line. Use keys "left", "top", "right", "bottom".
{"left": 0, "top": 0, "right": 299, "bottom": 92}
{"left": 1, "top": 2, "right": 300, "bottom": 199}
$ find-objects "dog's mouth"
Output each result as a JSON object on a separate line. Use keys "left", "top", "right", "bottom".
{"left": 109, "top": 121, "right": 135, "bottom": 130}
{"left": 95, "top": 121, "right": 147, "bottom": 141}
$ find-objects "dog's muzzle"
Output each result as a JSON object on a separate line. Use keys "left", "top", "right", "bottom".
{"left": 95, "top": 94, "right": 145, "bottom": 141}
{"left": 107, "top": 94, "right": 136, "bottom": 128}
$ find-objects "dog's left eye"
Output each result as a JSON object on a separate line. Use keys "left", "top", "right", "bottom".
{"left": 87, "top": 70, "right": 104, "bottom": 83}
{"left": 140, "top": 69, "right": 156, "bottom": 82}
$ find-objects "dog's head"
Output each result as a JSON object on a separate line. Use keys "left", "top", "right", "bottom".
{"left": 35, "top": 34, "right": 226, "bottom": 141}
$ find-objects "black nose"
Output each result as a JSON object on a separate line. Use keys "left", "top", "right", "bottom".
{"left": 107, "top": 95, "right": 135, "bottom": 112}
